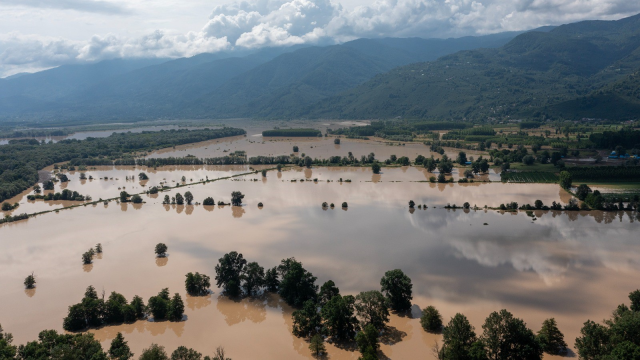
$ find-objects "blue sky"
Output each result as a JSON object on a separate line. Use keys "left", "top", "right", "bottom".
{"left": 1, "top": 0, "right": 639, "bottom": 77}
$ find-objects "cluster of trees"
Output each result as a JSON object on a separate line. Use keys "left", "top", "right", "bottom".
{"left": 0, "top": 327, "right": 232, "bottom": 360}
{"left": 0, "top": 212, "right": 28, "bottom": 225}
{"left": 27, "top": 189, "right": 90, "bottom": 202}
{"left": 262, "top": 129, "right": 322, "bottom": 137}
{"left": 589, "top": 128, "right": 640, "bottom": 149}
{"left": 214, "top": 251, "right": 416, "bottom": 359}
{"left": 433, "top": 309, "right": 565, "bottom": 360}
{"left": 0, "top": 128, "right": 245, "bottom": 203}
{"left": 161, "top": 192, "right": 194, "bottom": 205}
{"left": 575, "top": 290, "right": 640, "bottom": 358}
{"left": 1, "top": 202, "right": 18, "bottom": 211}
{"left": 62, "top": 285, "right": 184, "bottom": 331}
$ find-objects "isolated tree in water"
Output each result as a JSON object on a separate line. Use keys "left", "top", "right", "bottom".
{"left": 184, "top": 191, "right": 193, "bottom": 205}
{"left": 380, "top": 269, "right": 413, "bottom": 312}
{"left": 231, "top": 191, "right": 244, "bottom": 206}
{"left": 420, "top": 305, "right": 443, "bottom": 333}
{"left": 24, "top": 272, "right": 36, "bottom": 289}
{"left": 481, "top": 309, "right": 542, "bottom": 360}
{"left": 372, "top": 162, "right": 381, "bottom": 174}
{"left": 155, "top": 243, "right": 168, "bottom": 257}
{"left": 185, "top": 272, "right": 211, "bottom": 296}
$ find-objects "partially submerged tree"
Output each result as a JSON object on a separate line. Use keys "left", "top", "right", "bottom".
{"left": 380, "top": 269, "right": 413, "bottom": 312}
{"left": 185, "top": 272, "right": 211, "bottom": 296}
{"left": 155, "top": 243, "right": 168, "bottom": 257}
{"left": 24, "top": 272, "right": 36, "bottom": 289}
{"left": 231, "top": 191, "right": 245, "bottom": 206}
{"left": 420, "top": 306, "right": 443, "bottom": 333}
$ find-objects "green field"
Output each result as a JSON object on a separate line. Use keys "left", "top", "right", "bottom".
{"left": 501, "top": 171, "right": 559, "bottom": 183}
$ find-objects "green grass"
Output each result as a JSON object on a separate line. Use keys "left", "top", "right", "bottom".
{"left": 501, "top": 171, "right": 558, "bottom": 183}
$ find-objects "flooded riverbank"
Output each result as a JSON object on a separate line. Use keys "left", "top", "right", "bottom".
{"left": 1, "top": 165, "right": 638, "bottom": 359}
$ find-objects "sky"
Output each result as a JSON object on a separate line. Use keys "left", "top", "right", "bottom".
{"left": 1, "top": 0, "right": 640, "bottom": 77}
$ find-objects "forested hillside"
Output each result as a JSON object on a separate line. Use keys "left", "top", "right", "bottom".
{"left": 299, "top": 14, "right": 640, "bottom": 120}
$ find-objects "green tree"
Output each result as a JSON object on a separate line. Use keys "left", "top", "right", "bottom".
{"left": 24, "top": 272, "right": 36, "bottom": 289}
{"left": 437, "top": 173, "right": 447, "bottom": 183}
{"left": 215, "top": 251, "right": 247, "bottom": 297}
{"left": 309, "top": 334, "right": 326, "bottom": 358}
{"left": 537, "top": 318, "right": 567, "bottom": 355}
{"left": 109, "top": 332, "right": 134, "bottom": 360}
{"left": 185, "top": 272, "right": 211, "bottom": 296}
{"left": 457, "top": 152, "right": 468, "bottom": 165}
{"left": 442, "top": 313, "right": 477, "bottom": 360}
{"left": 293, "top": 145, "right": 299, "bottom": 152}
{"left": 231, "top": 191, "right": 244, "bottom": 206}
{"left": 82, "top": 250, "right": 93, "bottom": 265}
{"left": 534, "top": 200, "right": 543, "bottom": 209}
{"left": 304, "top": 156, "right": 313, "bottom": 168}
{"left": 575, "top": 184, "right": 592, "bottom": 201}
{"left": 421, "top": 306, "right": 443, "bottom": 333}
{"left": 163, "top": 195, "right": 170, "bottom": 204}
{"left": 95, "top": 243, "right": 103, "bottom": 253}
{"left": 139, "top": 344, "right": 169, "bottom": 360}
{"left": 424, "top": 157, "right": 437, "bottom": 172}
{"left": 18, "top": 331, "right": 107, "bottom": 359}
{"left": 131, "top": 194, "right": 142, "bottom": 204}
{"left": 242, "top": 262, "right": 265, "bottom": 296}
{"left": 355, "top": 290, "right": 389, "bottom": 330}
{"left": 203, "top": 197, "right": 215, "bottom": 206}
{"left": 170, "top": 346, "right": 201, "bottom": 360}
{"left": 0, "top": 324, "right": 17, "bottom": 359}
{"left": 175, "top": 193, "right": 184, "bottom": 205}
{"left": 575, "top": 320, "right": 610, "bottom": 359}
{"left": 130, "top": 295, "right": 146, "bottom": 319}
{"left": 147, "top": 289, "right": 171, "bottom": 320}
{"left": 292, "top": 299, "right": 322, "bottom": 338}
{"left": 480, "top": 309, "right": 542, "bottom": 360}
{"left": 278, "top": 258, "right": 318, "bottom": 307}
{"left": 372, "top": 162, "right": 381, "bottom": 174}
{"left": 119, "top": 191, "right": 129, "bottom": 202}
{"left": 138, "top": 173, "right": 149, "bottom": 180}
{"left": 155, "top": 243, "right": 168, "bottom": 257}
{"left": 319, "top": 280, "right": 340, "bottom": 306}
{"left": 356, "top": 323, "right": 379, "bottom": 359}
{"left": 261, "top": 169, "right": 267, "bottom": 177}
{"left": 380, "top": 269, "right": 413, "bottom": 312}
{"left": 321, "top": 294, "right": 359, "bottom": 341}
{"left": 559, "top": 171, "right": 572, "bottom": 189}
{"left": 265, "top": 267, "right": 279, "bottom": 292}
{"left": 630, "top": 290, "right": 640, "bottom": 312}
{"left": 184, "top": 191, "right": 194, "bottom": 205}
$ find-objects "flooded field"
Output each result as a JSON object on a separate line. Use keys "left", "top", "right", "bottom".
{"left": 1, "top": 165, "right": 639, "bottom": 359}
{"left": 148, "top": 135, "right": 484, "bottom": 163}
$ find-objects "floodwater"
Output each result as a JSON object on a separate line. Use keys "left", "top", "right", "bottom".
{"left": 1, "top": 166, "right": 639, "bottom": 359}
{"left": 147, "top": 135, "right": 485, "bottom": 163}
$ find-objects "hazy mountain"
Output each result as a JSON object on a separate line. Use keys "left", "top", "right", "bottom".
{"left": 0, "top": 31, "right": 524, "bottom": 120}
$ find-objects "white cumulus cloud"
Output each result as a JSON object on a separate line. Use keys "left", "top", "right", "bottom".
{"left": 1, "top": 0, "right": 640, "bottom": 76}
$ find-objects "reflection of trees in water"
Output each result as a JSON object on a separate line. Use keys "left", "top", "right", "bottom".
{"left": 304, "top": 168, "right": 312, "bottom": 179}
{"left": 216, "top": 295, "right": 267, "bottom": 326}
{"left": 232, "top": 206, "right": 245, "bottom": 218}
{"left": 185, "top": 205, "right": 194, "bottom": 215}
{"left": 25, "top": 288, "right": 36, "bottom": 297}
{"left": 96, "top": 253, "right": 103, "bottom": 260}
{"left": 132, "top": 203, "right": 142, "bottom": 210}
{"left": 176, "top": 205, "right": 184, "bottom": 214}
{"left": 148, "top": 193, "right": 159, "bottom": 199}
{"left": 83, "top": 264, "right": 93, "bottom": 272}
{"left": 186, "top": 294, "right": 212, "bottom": 310}
{"left": 120, "top": 203, "right": 127, "bottom": 212}
{"left": 203, "top": 205, "right": 214, "bottom": 212}
{"left": 277, "top": 172, "right": 282, "bottom": 179}
{"left": 163, "top": 204, "right": 170, "bottom": 212}
{"left": 91, "top": 318, "right": 185, "bottom": 341}
{"left": 371, "top": 174, "right": 381, "bottom": 183}
{"left": 156, "top": 257, "right": 168, "bottom": 267}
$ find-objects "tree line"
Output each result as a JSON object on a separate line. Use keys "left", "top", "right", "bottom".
{"left": 0, "top": 326, "right": 231, "bottom": 360}
{"left": 0, "top": 128, "right": 245, "bottom": 203}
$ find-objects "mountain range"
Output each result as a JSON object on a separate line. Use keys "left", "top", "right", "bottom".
{"left": 1, "top": 14, "right": 640, "bottom": 122}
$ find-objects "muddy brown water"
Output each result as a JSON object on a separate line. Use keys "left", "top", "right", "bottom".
{"left": 1, "top": 167, "right": 639, "bottom": 359}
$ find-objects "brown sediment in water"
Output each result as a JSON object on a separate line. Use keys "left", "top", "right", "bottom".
{"left": 0, "top": 166, "right": 638, "bottom": 359}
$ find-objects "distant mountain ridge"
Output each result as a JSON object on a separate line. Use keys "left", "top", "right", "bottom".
{"left": 0, "top": 31, "right": 528, "bottom": 121}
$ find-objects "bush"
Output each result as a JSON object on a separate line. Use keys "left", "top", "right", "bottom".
{"left": 342, "top": 202, "right": 348, "bottom": 208}
{"left": 155, "top": 243, "right": 168, "bottom": 257}
{"left": 203, "top": 197, "right": 214, "bottom": 205}
{"left": 131, "top": 195, "right": 142, "bottom": 204}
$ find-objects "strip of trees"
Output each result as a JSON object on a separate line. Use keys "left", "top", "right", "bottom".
{"left": 62, "top": 285, "right": 184, "bottom": 331}
{"left": 0, "top": 327, "right": 231, "bottom": 360}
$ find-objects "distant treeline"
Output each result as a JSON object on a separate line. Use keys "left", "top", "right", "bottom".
{"left": 262, "top": 129, "right": 321, "bottom": 137}
{"left": 589, "top": 129, "right": 640, "bottom": 149}
{"left": 1, "top": 129, "right": 72, "bottom": 139}
{"left": 329, "top": 121, "right": 472, "bottom": 141}
{"left": 0, "top": 128, "right": 245, "bottom": 203}
{"left": 566, "top": 166, "right": 640, "bottom": 182}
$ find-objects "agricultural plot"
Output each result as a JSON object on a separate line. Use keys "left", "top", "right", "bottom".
{"left": 501, "top": 171, "right": 558, "bottom": 183}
